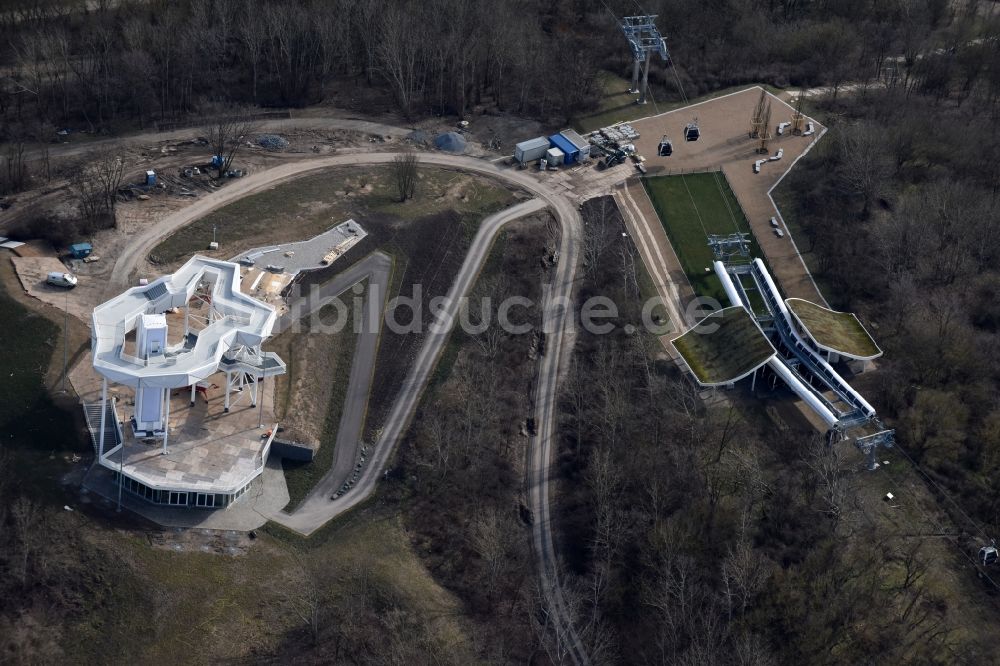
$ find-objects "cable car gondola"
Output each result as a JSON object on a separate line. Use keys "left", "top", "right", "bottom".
{"left": 658, "top": 135, "right": 673, "bottom": 156}
{"left": 684, "top": 119, "right": 700, "bottom": 142}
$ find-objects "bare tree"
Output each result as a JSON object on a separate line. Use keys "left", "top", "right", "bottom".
{"left": 91, "top": 145, "right": 128, "bottom": 216}
{"left": 721, "top": 536, "right": 773, "bottom": 618}
{"left": 392, "top": 152, "right": 418, "bottom": 202}
{"left": 804, "top": 441, "right": 848, "bottom": 523}
{"left": 836, "top": 121, "right": 892, "bottom": 217}
{"left": 377, "top": 4, "right": 424, "bottom": 117}
{"left": 468, "top": 273, "right": 511, "bottom": 360}
{"left": 12, "top": 496, "right": 39, "bottom": 585}
{"left": 237, "top": 0, "right": 268, "bottom": 103}
{"left": 69, "top": 166, "right": 103, "bottom": 222}
{"left": 2, "top": 141, "right": 28, "bottom": 194}
{"left": 69, "top": 144, "right": 128, "bottom": 224}
{"left": 203, "top": 108, "right": 259, "bottom": 178}
{"left": 582, "top": 197, "right": 615, "bottom": 279}
{"left": 469, "top": 506, "right": 517, "bottom": 601}
{"left": 733, "top": 630, "right": 774, "bottom": 666}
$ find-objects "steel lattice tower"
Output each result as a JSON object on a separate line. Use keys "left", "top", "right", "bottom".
{"left": 621, "top": 15, "right": 669, "bottom": 105}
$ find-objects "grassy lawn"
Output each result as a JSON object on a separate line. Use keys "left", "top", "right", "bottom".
{"left": 642, "top": 171, "right": 763, "bottom": 304}
{"left": 87, "top": 509, "right": 473, "bottom": 663}
{"left": 150, "top": 165, "right": 516, "bottom": 267}
{"left": 271, "top": 283, "right": 364, "bottom": 511}
{"left": 0, "top": 278, "right": 85, "bottom": 500}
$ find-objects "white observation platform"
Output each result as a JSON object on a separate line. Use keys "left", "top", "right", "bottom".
{"left": 88, "top": 256, "right": 286, "bottom": 509}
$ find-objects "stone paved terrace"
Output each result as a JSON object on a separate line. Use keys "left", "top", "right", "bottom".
{"left": 102, "top": 372, "right": 276, "bottom": 494}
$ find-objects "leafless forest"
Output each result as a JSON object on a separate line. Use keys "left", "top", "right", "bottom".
{"left": 2, "top": 0, "right": 1000, "bottom": 664}
{"left": 0, "top": 0, "right": 996, "bottom": 141}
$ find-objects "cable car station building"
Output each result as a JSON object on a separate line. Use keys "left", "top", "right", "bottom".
{"left": 85, "top": 256, "right": 286, "bottom": 509}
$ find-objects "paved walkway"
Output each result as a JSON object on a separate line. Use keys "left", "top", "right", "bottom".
{"left": 269, "top": 251, "right": 392, "bottom": 523}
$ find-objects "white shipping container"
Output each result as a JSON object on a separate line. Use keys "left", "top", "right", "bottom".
{"left": 514, "top": 136, "right": 550, "bottom": 165}
{"left": 545, "top": 147, "right": 565, "bottom": 166}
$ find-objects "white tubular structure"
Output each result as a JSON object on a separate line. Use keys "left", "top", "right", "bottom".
{"left": 714, "top": 260, "right": 839, "bottom": 428}
{"left": 713, "top": 261, "right": 744, "bottom": 308}
{"left": 766, "top": 356, "right": 839, "bottom": 427}
{"left": 752, "top": 258, "right": 875, "bottom": 418}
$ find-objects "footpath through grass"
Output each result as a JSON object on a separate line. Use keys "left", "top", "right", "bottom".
{"left": 641, "top": 172, "right": 763, "bottom": 305}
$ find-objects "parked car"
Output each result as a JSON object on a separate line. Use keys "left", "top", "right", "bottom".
{"left": 46, "top": 271, "right": 78, "bottom": 288}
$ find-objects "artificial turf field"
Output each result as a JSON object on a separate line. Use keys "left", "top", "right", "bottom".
{"left": 642, "top": 171, "right": 763, "bottom": 305}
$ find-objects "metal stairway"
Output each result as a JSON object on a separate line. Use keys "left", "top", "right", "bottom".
{"left": 82, "top": 399, "right": 121, "bottom": 454}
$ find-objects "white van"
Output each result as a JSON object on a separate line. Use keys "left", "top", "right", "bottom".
{"left": 46, "top": 271, "right": 78, "bottom": 288}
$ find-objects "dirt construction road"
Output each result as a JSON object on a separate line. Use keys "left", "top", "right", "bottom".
{"left": 271, "top": 197, "right": 545, "bottom": 528}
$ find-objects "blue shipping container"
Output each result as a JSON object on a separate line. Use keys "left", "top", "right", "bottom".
{"left": 548, "top": 134, "right": 579, "bottom": 164}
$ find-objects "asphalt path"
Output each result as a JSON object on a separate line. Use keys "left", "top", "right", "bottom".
{"left": 273, "top": 250, "right": 392, "bottom": 513}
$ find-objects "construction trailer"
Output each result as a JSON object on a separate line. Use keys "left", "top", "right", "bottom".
{"left": 548, "top": 133, "right": 580, "bottom": 164}
{"left": 514, "top": 136, "right": 550, "bottom": 165}
{"left": 559, "top": 129, "right": 591, "bottom": 161}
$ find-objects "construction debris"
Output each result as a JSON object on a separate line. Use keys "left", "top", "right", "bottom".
{"left": 257, "top": 134, "right": 289, "bottom": 150}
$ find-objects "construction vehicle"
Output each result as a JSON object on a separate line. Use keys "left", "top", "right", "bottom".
{"left": 599, "top": 149, "right": 627, "bottom": 170}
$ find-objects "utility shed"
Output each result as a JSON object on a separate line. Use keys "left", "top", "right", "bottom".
{"left": 548, "top": 133, "right": 579, "bottom": 164}
{"left": 514, "top": 136, "right": 550, "bottom": 165}
{"left": 545, "top": 147, "right": 565, "bottom": 166}
{"left": 559, "top": 128, "right": 591, "bottom": 160}
{"left": 69, "top": 243, "right": 92, "bottom": 259}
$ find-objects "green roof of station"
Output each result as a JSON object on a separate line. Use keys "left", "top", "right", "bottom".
{"left": 785, "top": 298, "right": 882, "bottom": 360}
{"left": 671, "top": 306, "right": 776, "bottom": 386}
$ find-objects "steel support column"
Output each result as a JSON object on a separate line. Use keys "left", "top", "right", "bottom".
{"left": 98, "top": 378, "right": 108, "bottom": 460}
